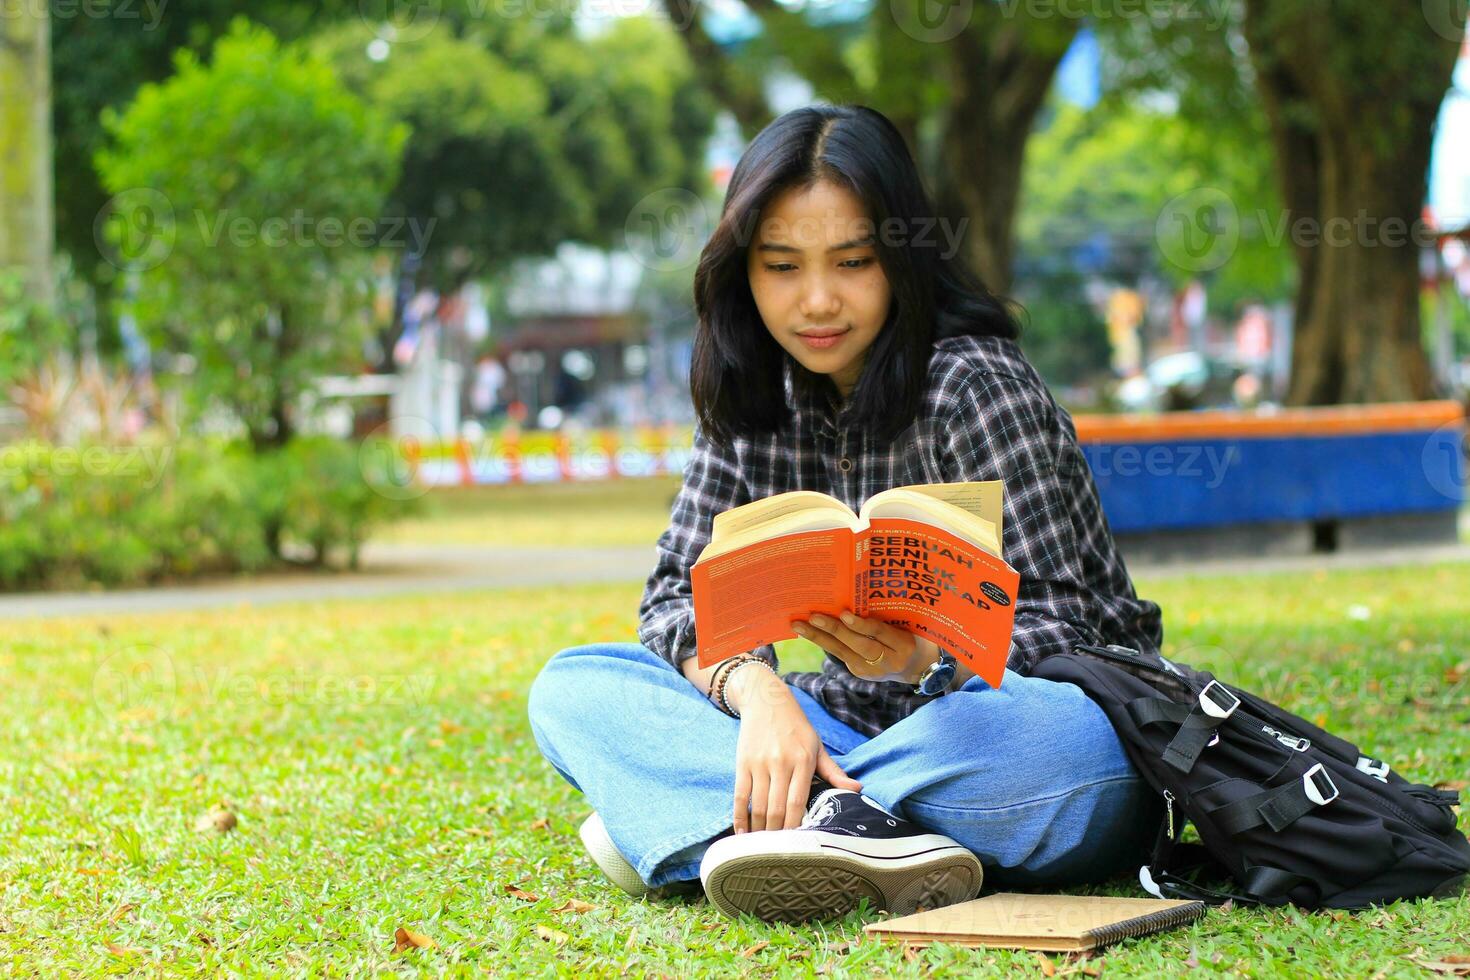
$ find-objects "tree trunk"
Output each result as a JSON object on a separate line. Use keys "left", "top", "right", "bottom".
{"left": 940, "top": 23, "right": 1074, "bottom": 294}
{"left": 0, "top": 3, "right": 55, "bottom": 309}
{"left": 1243, "top": 0, "right": 1460, "bottom": 405}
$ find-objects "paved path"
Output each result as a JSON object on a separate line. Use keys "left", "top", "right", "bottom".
{"left": 2, "top": 541, "right": 1469, "bottom": 621}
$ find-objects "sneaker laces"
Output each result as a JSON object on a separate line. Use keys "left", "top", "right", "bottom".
{"left": 801, "top": 788, "right": 844, "bottom": 828}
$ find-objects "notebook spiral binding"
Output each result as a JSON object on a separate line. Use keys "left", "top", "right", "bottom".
{"left": 1086, "top": 901, "right": 1207, "bottom": 947}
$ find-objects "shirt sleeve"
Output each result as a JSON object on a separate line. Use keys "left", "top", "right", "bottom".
{"left": 637, "top": 426, "right": 780, "bottom": 672}
{"left": 940, "top": 373, "right": 1103, "bottom": 676}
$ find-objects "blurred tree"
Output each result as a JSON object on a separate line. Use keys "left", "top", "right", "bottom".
{"left": 1240, "top": 0, "right": 1462, "bottom": 404}
{"left": 660, "top": 0, "right": 1079, "bottom": 292}
{"left": 1105, "top": 0, "right": 1463, "bottom": 404}
{"left": 1020, "top": 97, "right": 1289, "bottom": 316}
{"left": 51, "top": 2, "right": 359, "bottom": 298}
{"left": 311, "top": 15, "right": 716, "bottom": 365}
{"left": 0, "top": 0, "right": 54, "bottom": 309}
{"left": 95, "top": 21, "right": 406, "bottom": 450}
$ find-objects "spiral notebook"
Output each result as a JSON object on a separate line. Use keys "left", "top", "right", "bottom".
{"left": 863, "top": 892, "right": 1208, "bottom": 952}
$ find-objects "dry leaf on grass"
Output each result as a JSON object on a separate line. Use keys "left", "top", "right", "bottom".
{"left": 1413, "top": 954, "right": 1470, "bottom": 976}
{"left": 536, "top": 925, "right": 570, "bottom": 945}
{"left": 902, "top": 942, "right": 927, "bottom": 963}
{"left": 1036, "top": 951, "right": 1057, "bottom": 976}
{"left": 739, "top": 941, "right": 769, "bottom": 957}
{"left": 504, "top": 884, "right": 541, "bottom": 902}
{"left": 551, "top": 899, "right": 595, "bottom": 914}
{"left": 530, "top": 818, "right": 551, "bottom": 831}
{"left": 106, "top": 903, "right": 136, "bottom": 924}
{"left": 105, "top": 943, "right": 141, "bottom": 957}
{"left": 194, "top": 809, "right": 237, "bottom": 834}
{"left": 393, "top": 927, "right": 435, "bottom": 952}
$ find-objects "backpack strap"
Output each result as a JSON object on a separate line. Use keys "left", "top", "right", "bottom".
{"left": 1211, "top": 762, "right": 1341, "bottom": 835}
{"left": 1126, "top": 679, "right": 1241, "bottom": 774}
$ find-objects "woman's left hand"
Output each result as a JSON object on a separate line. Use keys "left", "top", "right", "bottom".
{"left": 791, "top": 612, "right": 937, "bottom": 684}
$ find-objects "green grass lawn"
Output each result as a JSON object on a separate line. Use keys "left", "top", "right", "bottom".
{"left": 1, "top": 562, "right": 1467, "bottom": 975}
{"left": 377, "top": 478, "right": 682, "bottom": 548}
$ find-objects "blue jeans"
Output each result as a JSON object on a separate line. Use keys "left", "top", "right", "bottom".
{"left": 528, "top": 643, "right": 1161, "bottom": 891}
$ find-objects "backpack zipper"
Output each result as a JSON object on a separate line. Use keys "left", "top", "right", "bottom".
{"left": 1163, "top": 788, "right": 1176, "bottom": 839}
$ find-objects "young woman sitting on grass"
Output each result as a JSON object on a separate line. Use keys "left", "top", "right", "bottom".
{"left": 528, "top": 103, "right": 1166, "bottom": 924}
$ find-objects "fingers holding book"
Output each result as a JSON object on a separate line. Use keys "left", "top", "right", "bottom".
{"left": 792, "top": 612, "right": 929, "bottom": 683}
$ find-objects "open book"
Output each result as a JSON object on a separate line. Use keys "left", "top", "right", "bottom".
{"left": 690, "top": 481, "right": 1020, "bottom": 686}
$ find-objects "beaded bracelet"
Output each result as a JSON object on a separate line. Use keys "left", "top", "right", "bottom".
{"left": 717, "top": 657, "right": 777, "bottom": 719}
{"left": 708, "top": 655, "right": 757, "bottom": 717}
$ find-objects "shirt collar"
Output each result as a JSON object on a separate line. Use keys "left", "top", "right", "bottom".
{"left": 783, "top": 358, "right": 855, "bottom": 437}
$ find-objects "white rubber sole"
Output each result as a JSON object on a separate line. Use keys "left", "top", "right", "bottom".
{"left": 579, "top": 812, "right": 650, "bottom": 897}
{"left": 699, "top": 828, "right": 982, "bottom": 923}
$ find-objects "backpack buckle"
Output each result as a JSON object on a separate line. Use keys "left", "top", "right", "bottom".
{"left": 1198, "top": 680, "right": 1240, "bottom": 720}
{"left": 1303, "top": 763, "right": 1339, "bottom": 806}
{"left": 1355, "top": 756, "right": 1390, "bottom": 782}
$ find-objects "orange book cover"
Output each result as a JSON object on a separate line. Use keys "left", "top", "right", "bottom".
{"left": 690, "top": 490, "right": 1020, "bottom": 687}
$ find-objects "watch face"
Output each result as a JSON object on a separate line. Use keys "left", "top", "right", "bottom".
{"left": 919, "top": 661, "right": 956, "bottom": 695}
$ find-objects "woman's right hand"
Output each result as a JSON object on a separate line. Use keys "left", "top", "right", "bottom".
{"left": 725, "top": 665, "right": 863, "bottom": 833}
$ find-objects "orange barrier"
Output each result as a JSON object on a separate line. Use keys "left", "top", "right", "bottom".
{"left": 1073, "top": 400, "right": 1465, "bottom": 443}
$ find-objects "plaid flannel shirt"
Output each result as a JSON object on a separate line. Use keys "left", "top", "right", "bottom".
{"left": 637, "top": 333, "right": 1164, "bottom": 738}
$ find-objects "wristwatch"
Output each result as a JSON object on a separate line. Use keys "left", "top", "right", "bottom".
{"left": 914, "top": 649, "right": 957, "bottom": 696}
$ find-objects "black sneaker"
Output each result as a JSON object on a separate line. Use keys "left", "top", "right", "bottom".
{"left": 698, "top": 788, "right": 982, "bottom": 923}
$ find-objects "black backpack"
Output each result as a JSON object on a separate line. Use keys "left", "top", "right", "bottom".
{"left": 1032, "top": 643, "right": 1470, "bottom": 909}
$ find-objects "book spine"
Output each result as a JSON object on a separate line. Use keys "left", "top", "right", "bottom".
{"left": 1084, "top": 902, "right": 1207, "bottom": 948}
{"left": 854, "top": 539, "right": 866, "bottom": 617}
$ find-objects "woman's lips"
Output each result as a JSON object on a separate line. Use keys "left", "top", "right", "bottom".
{"left": 798, "top": 329, "right": 849, "bottom": 350}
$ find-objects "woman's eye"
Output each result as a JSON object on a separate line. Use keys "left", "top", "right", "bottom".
{"left": 766, "top": 264, "right": 796, "bottom": 273}
{"left": 765, "top": 258, "right": 871, "bottom": 273}
{"left": 840, "top": 258, "right": 872, "bottom": 269}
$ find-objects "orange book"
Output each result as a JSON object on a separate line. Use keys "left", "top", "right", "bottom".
{"left": 690, "top": 481, "right": 1020, "bottom": 686}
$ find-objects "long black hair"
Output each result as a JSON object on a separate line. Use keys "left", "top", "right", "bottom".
{"left": 690, "top": 103, "right": 1020, "bottom": 448}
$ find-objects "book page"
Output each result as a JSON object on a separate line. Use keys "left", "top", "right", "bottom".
{"left": 699, "top": 508, "right": 858, "bottom": 562}
{"left": 859, "top": 489, "right": 1001, "bottom": 557}
{"left": 711, "top": 490, "right": 858, "bottom": 543}
{"left": 856, "top": 519, "right": 1019, "bottom": 687}
{"left": 876, "top": 481, "right": 1005, "bottom": 542}
{"left": 691, "top": 528, "right": 855, "bottom": 668}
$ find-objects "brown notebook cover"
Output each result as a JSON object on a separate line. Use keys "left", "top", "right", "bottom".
{"left": 863, "top": 892, "right": 1208, "bottom": 952}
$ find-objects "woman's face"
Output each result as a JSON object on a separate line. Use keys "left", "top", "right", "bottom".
{"left": 746, "top": 180, "right": 892, "bottom": 399}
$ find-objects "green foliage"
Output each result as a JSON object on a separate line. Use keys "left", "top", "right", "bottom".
{"left": 1020, "top": 97, "right": 1292, "bottom": 314}
{"left": 0, "top": 272, "right": 70, "bottom": 389}
{"left": 94, "top": 20, "right": 407, "bottom": 447}
{"left": 310, "top": 15, "right": 716, "bottom": 287}
{"left": 0, "top": 437, "right": 419, "bottom": 590}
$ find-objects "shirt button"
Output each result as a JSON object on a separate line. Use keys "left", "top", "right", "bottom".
{"left": 837, "top": 457, "right": 853, "bottom": 473}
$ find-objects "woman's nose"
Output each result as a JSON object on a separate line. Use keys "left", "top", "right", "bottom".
{"left": 799, "top": 280, "right": 842, "bottom": 319}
